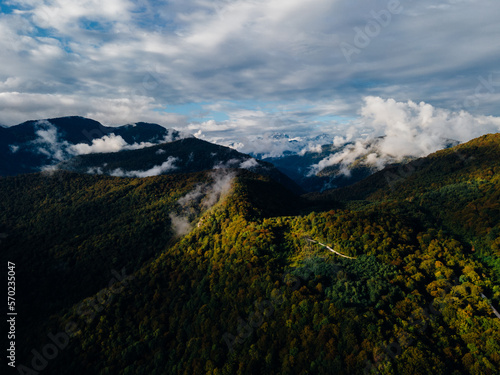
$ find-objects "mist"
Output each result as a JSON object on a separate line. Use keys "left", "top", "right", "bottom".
{"left": 169, "top": 169, "right": 236, "bottom": 237}
{"left": 310, "top": 97, "right": 500, "bottom": 176}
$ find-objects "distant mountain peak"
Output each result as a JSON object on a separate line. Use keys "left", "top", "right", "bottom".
{"left": 0, "top": 116, "right": 188, "bottom": 176}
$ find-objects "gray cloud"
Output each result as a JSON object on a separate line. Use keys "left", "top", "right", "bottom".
{"left": 0, "top": 0, "right": 499, "bottom": 148}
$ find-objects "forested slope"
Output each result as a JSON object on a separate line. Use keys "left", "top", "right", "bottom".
{"left": 1, "top": 133, "right": 499, "bottom": 375}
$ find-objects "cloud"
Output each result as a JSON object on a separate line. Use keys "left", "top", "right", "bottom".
{"left": 190, "top": 101, "right": 347, "bottom": 158}
{"left": 202, "top": 170, "right": 235, "bottom": 209}
{"left": 110, "top": 156, "right": 179, "bottom": 178}
{"left": 176, "top": 169, "right": 236, "bottom": 209}
{"left": 70, "top": 134, "right": 155, "bottom": 155}
{"left": 213, "top": 158, "right": 241, "bottom": 169}
{"left": 169, "top": 169, "right": 236, "bottom": 236}
{"left": 0, "top": 92, "right": 187, "bottom": 127}
{"left": 309, "top": 96, "right": 500, "bottom": 176}
{"left": 10, "top": 119, "right": 181, "bottom": 172}
{"left": 298, "top": 144, "right": 323, "bottom": 156}
{"left": 211, "top": 156, "right": 259, "bottom": 170}
{"left": 239, "top": 158, "right": 259, "bottom": 169}
{"left": 87, "top": 166, "right": 104, "bottom": 175}
{"left": 177, "top": 184, "right": 205, "bottom": 207}
{"left": 1, "top": 0, "right": 499, "bottom": 137}
{"left": 31, "top": 120, "right": 72, "bottom": 162}
{"left": 169, "top": 213, "right": 192, "bottom": 237}
{"left": 7, "top": 115, "right": 190, "bottom": 172}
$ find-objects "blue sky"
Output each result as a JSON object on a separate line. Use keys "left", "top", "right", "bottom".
{"left": 1, "top": 0, "right": 500, "bottom": 156}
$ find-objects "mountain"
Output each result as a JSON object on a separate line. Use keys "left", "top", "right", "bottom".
{"left": 307, "top": 132, "right": 500, "bottom": 277}
{"left": 263, "top": 143, "right": 374, "bottom": 192}
{"left": 0, "top": 168, "right": 303, "bottom": 372}
{"left": 261, "top": 135, "right": 460, "bottom": 193}
{"left": 0, "top": 116, "right": 184, "bottom": 176}
{"left": 241, "top": 132, "right": 334, "bottom": 160}
{"left": 0, "top": 116, "right": 303, "bottom": 194}
{"left": 1, "top": 133, "right": 499, "bottom": 375}
{"left": 307, "top": 133, "right": 500, "bottom": 203}
{"left": 58, "top": 137, "right": 304, "bottom": 195}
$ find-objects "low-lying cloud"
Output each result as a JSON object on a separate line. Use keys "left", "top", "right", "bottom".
{"left": 170, "top": 170, "right": 236, "bottom": 236}
{"left": 213, "top": 157, "right": 260, "bottom": 170}
{"left": 110, "top": 156, "right": 179, "bottom": 178}
{"left": 309, "top": 96, "right": 500, "bottom": 176}
{"left": 169, "top": 213, "right": 192, "bottom": 237}
{"left": 202, "top": 170, "right": 235, "bottom": 209}
{"left": 70, "top": 134, "right": 156, "bottom": 155}
{"left": 239, "top": 158, "right": 259, "bottom": 169}
{"left": 32, "top": 120, "right": 72, "bottom": 162}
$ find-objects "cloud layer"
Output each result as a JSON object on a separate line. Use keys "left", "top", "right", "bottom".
{"left": 1, "top": 0, "right": 499, "bottom": 147}
{"left": 16, "top": 120, "right": 179, "bottom": 171}
{"left": 309, "top": 96, "right": 500, "bottom": 176}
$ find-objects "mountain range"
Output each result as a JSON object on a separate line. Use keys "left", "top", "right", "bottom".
{"left": 0, "top": 117, "right": 383, "bottom": 192}
{"left": 0, "top": 117, "right": 306, "bottom": 194}
{"left": 1, "top": 117, "right": 499, "bottom": 374}
{"left": 263, "top": 143, "right": 374, "bottom": 192}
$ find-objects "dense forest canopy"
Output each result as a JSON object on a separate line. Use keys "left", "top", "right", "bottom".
{"left": 1, "top": 133, "right": 499, "bottom": 374}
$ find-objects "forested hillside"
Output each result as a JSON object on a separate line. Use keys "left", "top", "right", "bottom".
{"left": 1, "top": 134, "right": 499, "bottom": 375}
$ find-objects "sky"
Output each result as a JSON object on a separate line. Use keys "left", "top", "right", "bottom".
{"left": 1, "top": 0, "right": 500, "bottom": 157}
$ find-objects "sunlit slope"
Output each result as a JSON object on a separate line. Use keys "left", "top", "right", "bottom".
{"left": 17, "top": 175, "right": 500, "bottom": 375}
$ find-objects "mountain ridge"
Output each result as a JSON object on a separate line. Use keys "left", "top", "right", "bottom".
{"left": 1, "top": 132, "right": 500, "bottom": 374}
{"left": 0, "top": 116, "right": 185, "bottom": 176}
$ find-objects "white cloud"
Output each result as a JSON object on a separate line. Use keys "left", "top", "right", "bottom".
{"left": 7, "top": 117, "right": 189, "bottom": 172}
{"left": 309, "top": 96, "right": 500, "bottom": 176}
{"left": 202, "top": 170, "right": 236, "bottom": 209}
{"left": 213, "top": 158, "right": 241, "bottom": 169}
{"left": 169, "top": 213, "right": 192, "bottom": 237}
{"left": 110, "top": 156, "right": 179, "bottom": 178}
{"left": 31, "top": 120, "right": 72, "bottom": 162}
{"left": 169, "top": 169, "right": 236, "bottom": 236}
{"left": 298, "top": 144, "right": 323, "bottom": 156}
{"left": 70, "top": 134, "right": 155, "bottom": 155}
{"left": 177, "top": 184, "right": 205, "bottom": 207}
{"left": 239, "top": 158, "right": 259, "bottom": 169}
{"left": 87, "top": 166, "right": 104, "bottom": 175}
